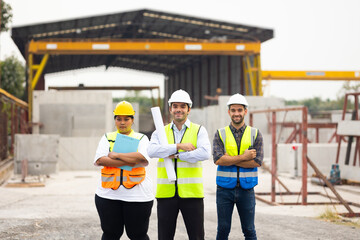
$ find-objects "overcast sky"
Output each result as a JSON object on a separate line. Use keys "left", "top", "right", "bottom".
{"left": 1, "top": 0, "right": 360, "bottom": 100}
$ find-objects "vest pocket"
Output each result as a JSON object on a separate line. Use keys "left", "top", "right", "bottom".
{"left": 240, "top": 177, "right": 258, "bottom": 189}
{"left": 101, "top": 167, "right": 120, "bottom": 190}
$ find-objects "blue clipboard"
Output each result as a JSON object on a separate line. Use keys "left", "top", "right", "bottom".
{"left": 112, "top": 133, "right": 140, "bottom": 171}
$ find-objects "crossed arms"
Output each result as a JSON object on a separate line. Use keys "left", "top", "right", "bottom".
{"left": 213, "top": 130, "right": 263, "bottom": 168}
{"left": 96, "top": 152, "right": 148, "bottom": 168}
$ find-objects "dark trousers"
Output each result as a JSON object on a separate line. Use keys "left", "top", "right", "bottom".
{"left": 216, "top": 186, "right": 257, "bottom": 240}
{"left": 157, "top": 197, "right": 204, "bottom": 240}
{"left": 95, "top": 194, "right": 153, "bottom": 240}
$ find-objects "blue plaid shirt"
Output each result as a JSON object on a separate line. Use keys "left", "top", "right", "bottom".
{"left": 212, "top": 124, "right": 264, "bottom": 166}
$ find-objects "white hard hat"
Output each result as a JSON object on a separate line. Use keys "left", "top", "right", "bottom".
{"left": 227, "top": 93, "right": 248, "bottom": 108}
{"left": 168, "top": 89, "right": 193, "bottom": 108}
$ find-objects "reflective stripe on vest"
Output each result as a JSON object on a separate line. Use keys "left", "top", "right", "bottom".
{"left": 157, "top": 177, "right": 203, "bottom": 185}
{"left": 101, "top": 176, "right": 127, "bottom": 182}
{"left": 157, "top": 161, "right": 202, "bottom": 168}
{"left": 101, "top": 130, "right": 145, "bottom": 190}
{"left": 156, "top": 122, "right": 204, "bottom": 198}
{"left": 216, "top": 126, "right": 259, "bottom": 189}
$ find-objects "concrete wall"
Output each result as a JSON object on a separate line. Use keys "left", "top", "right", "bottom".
{"left": 14, "top": 134, "right": 59, "bottom": 175}
{"left": 59, "top": 137, "right": 99, "bottom": 171}
{"left": 33, "top": 90, "right": 114, "bottom": 136}
{"left": 29, "top": 90, "right": 143, "bottom": 171}
{"left": 277, "top": 143, "right": 360, "bottom": 181}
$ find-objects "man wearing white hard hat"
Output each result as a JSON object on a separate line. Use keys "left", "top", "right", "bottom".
{"left": 148, "top": 89, "right": 211, "bottom": 240}
{"left": 212, "top": 93, "right": 264, "bottom": 240}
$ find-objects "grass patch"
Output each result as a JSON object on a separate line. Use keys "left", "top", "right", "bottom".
{"left": 318, "top": 207, "right": 360, "bottom": 228}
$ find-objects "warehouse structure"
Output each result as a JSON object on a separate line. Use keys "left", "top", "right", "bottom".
{"left": 11, "top": 9, "right": 273, "bottom": 120}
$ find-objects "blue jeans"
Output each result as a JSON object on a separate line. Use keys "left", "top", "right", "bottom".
{"left": 216, "top": 186, "right": 257, "bottom": 240}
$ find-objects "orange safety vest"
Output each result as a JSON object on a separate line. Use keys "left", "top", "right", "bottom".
{"left": 101, "top": 130, "right": 146, "bottom": 190}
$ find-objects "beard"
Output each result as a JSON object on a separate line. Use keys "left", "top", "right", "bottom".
{"left": 231, "top": 115, "right": 244, "bottom": 125}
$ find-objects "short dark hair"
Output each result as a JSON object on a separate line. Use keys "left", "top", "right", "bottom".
{"left": 170, "top": 102, "right": 190, "bottom": 109}
{"left": 114, "top": 115, "right": 134, "bottom": 120}
{"left": 228, "top": 104, "right": 247, "bottom": 110}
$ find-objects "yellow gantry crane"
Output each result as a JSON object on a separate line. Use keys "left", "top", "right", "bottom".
{"left": 27, "top": 39, "right": 360, "bottom": 121}
{"left": 262, "top": 71, "right": 360, "bottom": 81}
{"left": 27, "top": 39, "right": 261, "bottom": 121}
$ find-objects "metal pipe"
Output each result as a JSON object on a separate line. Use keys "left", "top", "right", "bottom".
{"left": 271, "top": 111, "right": 276, "bottom": 202}
{"left": 307, "top": 156, "right": 354, "bottom": 215}
{"left": 302, "top": 107, "right": 308, "bottom": 205}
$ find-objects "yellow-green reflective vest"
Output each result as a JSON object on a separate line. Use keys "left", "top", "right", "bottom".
{"left": 156, "top": 122, "right": 204, "bottom": 198}
{"left": 216, "top": 125, "right": 258, "bottom": 189}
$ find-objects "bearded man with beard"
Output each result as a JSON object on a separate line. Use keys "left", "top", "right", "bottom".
{"left": 212, "top": 93, "right": 264, "bottom": 240}
{"left": 148, "top": 89, "right": 211, "bottom": 240}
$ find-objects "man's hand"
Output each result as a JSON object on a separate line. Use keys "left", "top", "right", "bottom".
{"left": 242, "top": 149, "right": 256, "bottom": 160}
{"left": 177, "top": 143, "right": 196, "bottom": 151}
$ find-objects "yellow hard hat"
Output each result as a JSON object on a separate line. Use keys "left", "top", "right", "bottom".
{"left": 113, "top": 101, "right": 135, "bottom": 116}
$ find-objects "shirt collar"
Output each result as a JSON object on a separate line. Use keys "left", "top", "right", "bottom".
{"left": 229, "top": 123, "right": 246, "bottom": 133}
{"left": 171, "top": 119, "right": 191, "bottom": 131}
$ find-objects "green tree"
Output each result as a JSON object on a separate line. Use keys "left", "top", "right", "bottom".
{"left": 285, "top": 81, "right": 360, "bottom": 117}
{"left": 114, "top": 91, "right": 163, "bottom": 114}
{"left": 1, "top": 55, "right": 25, "bottom": 99}
{"left": 1, "top": 0, "right": 13, "bottom": 32}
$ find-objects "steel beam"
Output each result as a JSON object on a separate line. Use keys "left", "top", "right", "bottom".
{"left": 28, "top": 40, "right": 261, "bottom": 55}
{"left": 262, "top": 70, "right": 360, "bottom": 81}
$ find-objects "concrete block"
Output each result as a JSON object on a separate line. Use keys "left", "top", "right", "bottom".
{"left": 58, "top": 137, "right": 99, "bottom": 171}
{"left": 277, "top": 143, "right": 360, "bottom": 181}
{"left": 337, "top": 121, "right": 360, "bottom": 136}
{"left": 190, "top": 109, "right": 207, "bottom": 127}
{"left": 33, "top": 90, "right": 113, "bottom": 135}
{"left": 331, "top": 111, "right": 353, "bottom": 122}
{"left": 14, "top": 161, "right": 58, "bottom": 176}
{"left": 39, "top": 104, "right": 107, "bottom": 137}
{"left": 14, "top": 134, "right": 60, "bottom": 175}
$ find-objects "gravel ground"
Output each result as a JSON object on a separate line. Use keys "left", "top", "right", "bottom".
{"left": 0, "top": 170, "right": 359, "bottom": 239}
{"left": 0, "top": 212, "right": 359, "bottom": 240}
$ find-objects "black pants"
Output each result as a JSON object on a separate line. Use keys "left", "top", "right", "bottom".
{"left": 95, "top": 194, "right": 153, "bottom": 240}
{"left": 157, "top": 197, "right": 204, "bottom": 240}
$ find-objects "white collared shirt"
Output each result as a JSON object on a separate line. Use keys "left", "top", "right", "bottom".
{"left": 148, "top": 119, "right": 211, "bottom": 163}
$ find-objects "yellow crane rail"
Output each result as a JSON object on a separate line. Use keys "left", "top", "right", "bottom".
{"left": 262, "top": 71, "right": 360, "bottom": 81}
{"left": 28, "top": 39, "right": 261, "bottom": 55}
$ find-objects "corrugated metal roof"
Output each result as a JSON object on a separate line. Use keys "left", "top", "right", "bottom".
{"left": 11, "top": 9, "right": 273, "bottom": 74}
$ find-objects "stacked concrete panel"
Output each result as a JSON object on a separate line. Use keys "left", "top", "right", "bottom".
{"left": 277, "top": 143, "right": 360, "bottom": 181}
{"left": 28, "top": 90, "right": 115, "bottom": 171}
{"left": 14, "top": 134, "right": 59, "bottom": 175}
{"left": 33, "top": 90, "right": 113, "bottom": 136}
{"left": 59, "top": 137, "right": 99, "bottom": 171}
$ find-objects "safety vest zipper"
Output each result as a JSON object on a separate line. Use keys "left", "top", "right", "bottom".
{"left": 120, "top": 169, "right": 124, "bottom": 186}
{"left": 173, "top": 127, "right": 187, "bottom": 197}
{"left": 236, "top": 141, "right": 240, "bottom": 187}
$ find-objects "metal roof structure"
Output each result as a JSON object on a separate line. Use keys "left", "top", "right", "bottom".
{"left": 12, "top": 9, "right": 273, "bottom": 75}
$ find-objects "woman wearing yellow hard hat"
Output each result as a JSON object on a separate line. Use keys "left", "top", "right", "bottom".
{"left": 93, "top": 101, "right": 154, "bottom": 240}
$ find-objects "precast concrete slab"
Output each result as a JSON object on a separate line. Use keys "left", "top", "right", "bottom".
{"left": 14, "top": 134, "right": 60, "bottom": 175}
{"left": 33, "top": 90, "right": 113, "bottom": 136}
{"left": 58, "top": 137, "right": 99, "bottom": 171}
{"left": 277, "top": 143, "right": 360, "bottom": 181}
